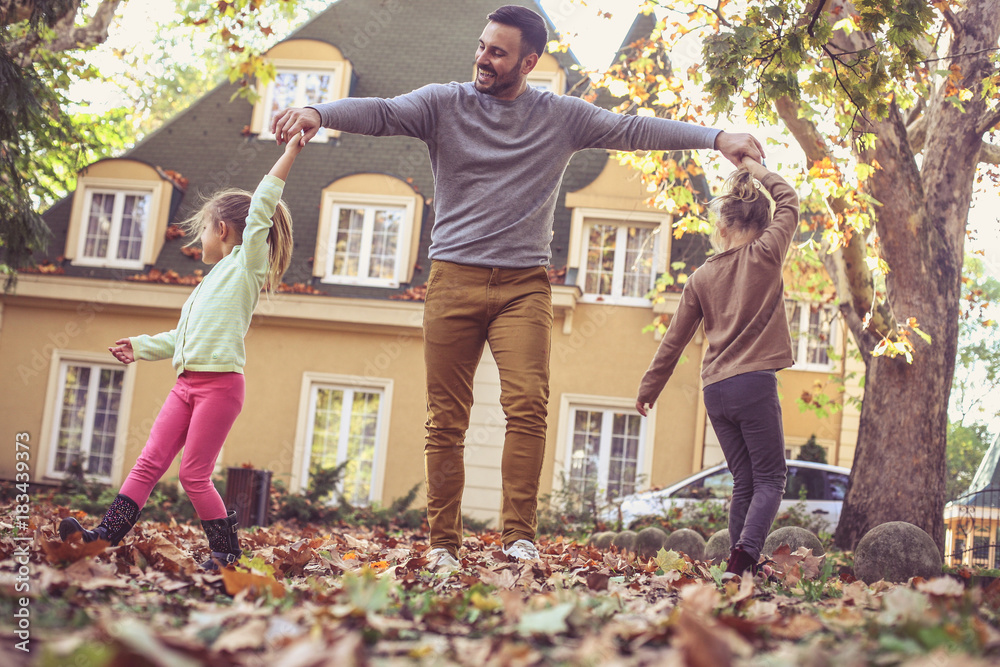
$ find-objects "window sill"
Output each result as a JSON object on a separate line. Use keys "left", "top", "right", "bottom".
{"left": 321, "top": 277, "right": 401, "bottom": 289}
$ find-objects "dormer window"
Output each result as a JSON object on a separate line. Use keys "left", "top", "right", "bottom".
{"left": 77, "top": 190, "right": 151, "bottom": 268}
{"left": 314, "top": 174, "right": 425, "bottom": 289}
{"left": 250, "top": 39, "right": 353, "bottom": 143}
{"left": 65, "top": 159, "right": 179, "bottom": 270}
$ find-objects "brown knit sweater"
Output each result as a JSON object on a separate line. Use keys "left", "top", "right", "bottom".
{"left": 637, "top": 172, "right": 799, "bottom": 404}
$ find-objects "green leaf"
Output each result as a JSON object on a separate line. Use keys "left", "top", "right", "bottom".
{"left": 517, "top": 602, "right": 575, "bottom": 636}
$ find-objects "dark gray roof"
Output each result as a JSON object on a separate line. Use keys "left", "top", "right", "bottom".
{"left": 39, "top": 0, "right": 703, "bottom": 296}
{"left": 951, "top": 433, "right": 1000, "bottom": 508}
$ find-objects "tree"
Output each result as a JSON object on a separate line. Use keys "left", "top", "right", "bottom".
{"left": 0, "top": 0, "right": 318, "bottom": 286}
{"left": 588, "top": 0, "right": 1000, "bottom": 550}
{"left": 946, "top": 257, "right": 1000, "bottom": 501}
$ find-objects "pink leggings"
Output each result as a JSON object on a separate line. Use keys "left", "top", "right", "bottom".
{"left": 120, "top": 371, "right": 244, "bottom": 521}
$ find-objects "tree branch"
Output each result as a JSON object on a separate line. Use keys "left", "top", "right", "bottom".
{"left": 977, "top": 107, "right": 1000, "bottom": 135}
{"left": 805, "top": 0, "right": 829, "bottom": 37}
{"left": 907, "top": 112, "right": 1000, "bottom": 165}
{"left": 8, "top": 0, "right": 122, "bottom": 64}
{"left": 774, "top": 95, "right": 898, "bottom": 345}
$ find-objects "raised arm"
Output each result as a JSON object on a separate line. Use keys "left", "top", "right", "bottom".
{"left": 741, "top": 156, "right": 799, "bottom": 263}
{"left": 269, "top": 134, "right": 303, "bottom": 180}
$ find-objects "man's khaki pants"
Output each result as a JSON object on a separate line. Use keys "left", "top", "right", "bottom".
{"left": 422, "top": 260, "right": 552, "bottom": 557}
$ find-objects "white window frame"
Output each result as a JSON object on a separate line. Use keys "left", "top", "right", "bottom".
{"left": 291, "top": 372, "right": 393, "bottom": 505}
{"left": 320, "top": 192, "right": 416, "bottom": 288}
{"left": 73, "top": 187, "right": 155, "bottom": 270}
{"left": 257, "top": 63, "right": 347, "bottom": 143}
{"left": 552, "top": 394, "right": 656, "bottom": 501}
{"left": 573, "top": 208, "right": 666, "bottom": 306}
{"left": 38, "top": 350, "right": 136, "bottom": 485}
{"left": 526, "top": 69, "right": 565, "bottom": 94}
{"left": 787, "top": 300, "right": 838, "bottom": 372}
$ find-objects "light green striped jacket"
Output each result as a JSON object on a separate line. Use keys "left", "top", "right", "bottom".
{"left": 130, "top": 174, "right": 284, "bottom": 375}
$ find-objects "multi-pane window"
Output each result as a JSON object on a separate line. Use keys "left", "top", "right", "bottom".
{"left": 581, "top": 221, "right": 658, "bottom": 303}
{"left": 325, "top": 204, "right": 405, "bottom": 286}
{"left": 567, "top": 407, "right": 645, "bottom": 501}
{"left": 261, "top": 68, "right": 339, "bottom": 142}
{"left": 306, "top": 385, "right": 383, "bottom": 506}
{"left": 50, "top": 362, "right": 125, "bottom": 480}
{"left": 786, "top": 301, "right": 837, "bottom": 370}
{"left": 78, "top": 190, "right": 151, "bottom": 267}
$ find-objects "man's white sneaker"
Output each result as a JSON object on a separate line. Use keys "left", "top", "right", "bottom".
{"left": 427, "top": 547, "right": 460, "bottom": 573}
{"left": 502, "top": 539, "right": 540, "bottom": 560}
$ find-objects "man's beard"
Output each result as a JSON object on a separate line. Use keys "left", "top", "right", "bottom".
{"left": 475, "top": 60, "right": 523, "bottom": 97}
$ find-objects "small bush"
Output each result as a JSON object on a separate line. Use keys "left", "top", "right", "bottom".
{"left": 629, "top": 498, "right": 730, "bottom": 540}
{"left": 270, "top": 462, "right": 425, "bottom": 531}
{"left": 535, "top": 472, "right": 622, "bottom": 539}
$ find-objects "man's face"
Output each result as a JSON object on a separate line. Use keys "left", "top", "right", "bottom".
{"left": 474, "top": 22, "right": 534, "bottom": 99}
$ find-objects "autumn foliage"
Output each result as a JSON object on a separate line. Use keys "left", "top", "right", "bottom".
{"left": 3, "top": 499, "right": 1000, "bottom": 665}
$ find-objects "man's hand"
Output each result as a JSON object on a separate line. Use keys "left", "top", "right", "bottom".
{"left": 636, "top": 400, "right": 653, "bottom": 417}
{"left": 714, "top": 131, "right": 765, "bottom": 167}
{"left": 109, "top": 338, "right": 135, "bottom": 364}
{"left": 271, "top": 107, "right": 322, "bottom": 145}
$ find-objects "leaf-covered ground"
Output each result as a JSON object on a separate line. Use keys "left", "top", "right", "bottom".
{"left": 2, "top": 501, "right": 1000, "bottom": 666}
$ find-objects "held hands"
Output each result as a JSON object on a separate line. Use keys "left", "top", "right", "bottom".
{"left": 109, "top": 338, "right": 135, "bottom": 365}
{"left": 270, "top": 107, "right": 322, "bottom": 146}
{"left": 740, "top": 154, "right": 770, "bottom": 179}
{"left": 714, "top": 131, "right": 765, "bottom": 168}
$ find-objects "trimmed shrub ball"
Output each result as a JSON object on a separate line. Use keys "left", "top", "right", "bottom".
{"left": 763, "top": 526, "right": 826, "bottom": 557}
{"left": 663, "top": 528, "right": 706, "bottom": 561}
{"left": 704, "top": 529, "right": 731, "bottom": 563}
{"left": 853, "top": 521, "right": 943, "bottom": 584}
{"left": 591, "top": 531, "right": 616, "bottom": 549}
{"left": 635, "top": 527, "right": 668, "bottom": 561}
{"left": 611, "top": 530, "right": 638, "bottom": 554}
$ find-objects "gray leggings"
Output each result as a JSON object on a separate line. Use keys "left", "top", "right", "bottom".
{"left": 703, "top": 370, "right": 787, "bottom": 560}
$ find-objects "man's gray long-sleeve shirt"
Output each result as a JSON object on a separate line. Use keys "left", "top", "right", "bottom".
{"left": 310, "top": 82, "right": 720, "bottom": 268}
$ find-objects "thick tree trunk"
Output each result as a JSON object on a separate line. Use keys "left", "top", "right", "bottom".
{"left": 833, "top": 0, "right": 999, "bottom": 552}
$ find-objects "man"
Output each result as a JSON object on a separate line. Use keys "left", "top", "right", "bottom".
{"left": 272, "top": 5, "right": 764, "bottom": 571}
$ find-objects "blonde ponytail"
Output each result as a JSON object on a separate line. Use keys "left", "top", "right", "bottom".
{"left": 708, "top": 168, "right": 774, "bottom": 249}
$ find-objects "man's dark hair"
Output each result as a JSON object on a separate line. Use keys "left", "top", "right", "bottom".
{"left": 487, "top": 5, "right": 548, "bottom": 58}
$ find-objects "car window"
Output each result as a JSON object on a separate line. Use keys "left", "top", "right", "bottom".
{"left": 784, "top": 466, "right": 825, "bottom": 500}
{"left": 672, "top": 470, "right": 733, "bottom": 499}
{"left": 827, "top": 472, "right": 849, "bottom": 501}
{"left": 704, "top": 470, "right": 734, "bottom": 498}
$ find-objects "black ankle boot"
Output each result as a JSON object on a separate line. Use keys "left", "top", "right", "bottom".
{"left": 723, "top": 546, "right": 758, "bottom": 578}
{"left": 200, "top": 509, "right": 242, "bottom": 571}
{"left": 59, "top": 494, "right": 141, "bottom": 546}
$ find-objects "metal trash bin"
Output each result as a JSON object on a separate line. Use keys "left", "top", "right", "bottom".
{"left": 223, "top": 467, "right": 272, "bottom": 527}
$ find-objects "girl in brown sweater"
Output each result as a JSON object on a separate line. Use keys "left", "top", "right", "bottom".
{"left": 636, "top": 156, "right": 799, "bottom": 579}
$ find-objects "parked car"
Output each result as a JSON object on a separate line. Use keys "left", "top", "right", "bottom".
{"left": 602, "top": 460, "right": 851, "bottom": 532}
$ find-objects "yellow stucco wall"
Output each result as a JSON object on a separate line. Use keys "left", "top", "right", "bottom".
{"left": 0, "top": 284, "right": 428, "bottom": 508}
{"left": 1, "top": 276, "right": 850, "bottom": 516}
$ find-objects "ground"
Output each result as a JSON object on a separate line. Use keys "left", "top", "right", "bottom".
{"left": 1, "top": 501, "right": 1000, "bottom": 666}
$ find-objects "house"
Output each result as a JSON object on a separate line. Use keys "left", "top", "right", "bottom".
{"left": 0, "top": 0, "right": 859, "bottom": 527}
{"left": 944, "top": 432, "right": 1000, "bottom": 568}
